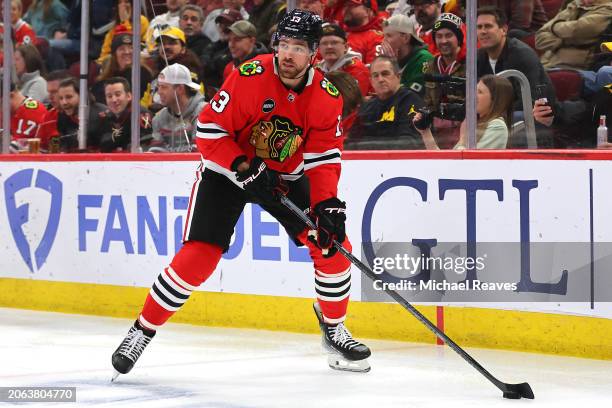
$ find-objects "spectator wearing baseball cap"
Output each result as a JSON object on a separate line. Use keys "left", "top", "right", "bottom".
{"left": 380, "top": 14, "right": 433, "bottom": 96}
{"left": 150, "top": 26, "right": 204, "bottom": 111}
{"left": 151, "top": 63, "right": 207, "bottom": 152}
{"left": 223, "top": 21, "right": 269, "bottom": 80}
{"left": 203, "top": 6, "right": 242, "bottom": 43}
{"left": 200, "top": 9, "right": 244, "bottom": 90}
{"left": 316, "top": 23, "right": 371, "bottom": 97}
{"left": 248, "top": 0, "right": 287, "bottom": 46}
{"left": 200, "top": 1, "right": 224, "bottom": 43}
{"left": 342, "top": 0, "right": 386, "bottom": 65}
{"left": 146, "top": 0, "right": 189, "bottom": 54}
{"left": 93, "top": 31, "right": 154, "bottom": 109}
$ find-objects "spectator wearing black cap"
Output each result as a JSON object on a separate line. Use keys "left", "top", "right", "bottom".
{"left": 92, "top": 32, "right": 154, "bottom": 108}
{"left": 422, "top": 12, "right": 466, "bottom": 149}
{"left": 316, "top": 23, "right": 371, "bottom": 97}
{"left": 248, "top": 0, "right": 287, "bottom": 46}
{"left": 200, "top": 9, "right": 242, "bottom": 90}
{"left": 380, "top": 14, "right": 433, "bottom": 96}
{"left": 223, "top": 20, "right": 268, "bottom": 80}
{"left": 179, "top": 4, "right": 211, "bottom": 56}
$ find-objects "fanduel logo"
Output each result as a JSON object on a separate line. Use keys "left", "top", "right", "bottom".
{"left": 4, "top": 169, "right": 62, "bottom": 273}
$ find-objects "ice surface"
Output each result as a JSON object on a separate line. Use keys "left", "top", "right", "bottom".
{"left": 1, "top": 308, "right": 611, "bottom": 407}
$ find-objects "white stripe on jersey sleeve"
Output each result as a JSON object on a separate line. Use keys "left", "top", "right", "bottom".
{"left": 195, "top": 121, "right": 229, "bottom": 139}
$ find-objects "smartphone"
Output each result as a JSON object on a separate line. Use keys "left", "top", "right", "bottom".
{"left": 535, "top": 84, "right": 549, "bottom": 105}
{"left": 535, "top": 84, "right": 553, "bottom": 117}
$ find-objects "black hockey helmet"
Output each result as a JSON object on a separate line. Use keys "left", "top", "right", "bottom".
{"left": 273, "top": 9, "right": 323, "bottom": 52}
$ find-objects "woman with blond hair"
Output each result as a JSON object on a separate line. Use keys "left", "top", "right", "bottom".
{"left": 414, "top": 75, "right": 514, "bottom": 149}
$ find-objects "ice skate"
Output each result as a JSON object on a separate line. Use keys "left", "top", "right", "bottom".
{"left": 111, "top": 320, "right": 156, "bottom": 381}
{"left": 313, "top": 302, "right": 371, "bottom": 373}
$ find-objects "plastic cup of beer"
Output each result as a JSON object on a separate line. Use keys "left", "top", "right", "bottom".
{"left": 28, "top": 138, "right": 41, "bottom": 154}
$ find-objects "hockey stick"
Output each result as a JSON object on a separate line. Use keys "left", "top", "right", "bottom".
{"left": 280, "top": 194, "right": 534, "bottom": 400}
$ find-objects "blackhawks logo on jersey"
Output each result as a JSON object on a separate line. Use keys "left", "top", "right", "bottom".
{"left": 249, "top": 116, "right": 303, "bottom": 162}
{"left": 239, "top": 60, "right": 265, "bottom": 77}
{"left": 320, "top": 79, "right": 340, "bottom": 98}
{"left": 24, "top": 99, "right": 39, "bottom": 109}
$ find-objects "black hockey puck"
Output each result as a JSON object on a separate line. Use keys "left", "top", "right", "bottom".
{"left": 503, "top": 391, "right": 521, "bottom": 399}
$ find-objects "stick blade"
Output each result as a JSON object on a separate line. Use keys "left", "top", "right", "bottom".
{"left": 502, "top": 382, "right": 534, "bottom": 399}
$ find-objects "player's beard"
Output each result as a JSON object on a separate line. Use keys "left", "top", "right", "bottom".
{"left": 278, "top": 58, "right": 309, "bottom": 80}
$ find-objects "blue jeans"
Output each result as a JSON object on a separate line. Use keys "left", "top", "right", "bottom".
{"left": 579, "top": 66, "right": 612, "bottom": 96}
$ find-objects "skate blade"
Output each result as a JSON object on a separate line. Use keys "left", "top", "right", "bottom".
{"left": 111, "top": 369, "right": 121, "bottom": 382}
{"left": 327, "top": 354, "right": 371, "bottom": 373}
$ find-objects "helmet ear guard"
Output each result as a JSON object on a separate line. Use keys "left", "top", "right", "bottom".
{"left": 273, "top": 9, "right": 323, "bottom": 52}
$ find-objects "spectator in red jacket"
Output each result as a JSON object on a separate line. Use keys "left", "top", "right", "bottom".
{"left": 316, "top": 23, "right": 371, "bottom": 96}
{"left": 342, "top": 0, "right": 385, "bottom": 64}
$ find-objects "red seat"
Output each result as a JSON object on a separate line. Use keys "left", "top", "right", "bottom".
{"left": 68, "top": 61, "right": 100, "bottom": 86}
{"left": 541, "top": 0, "right": 565, "bottom": 20}
{"left": 547, "top": 69, "right": 584, "bottom": 101}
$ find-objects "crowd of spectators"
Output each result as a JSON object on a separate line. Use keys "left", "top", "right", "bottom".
{"left": 0, "top": 0, "right": 610, "bottom": 153}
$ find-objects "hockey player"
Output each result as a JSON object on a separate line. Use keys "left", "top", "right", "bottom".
{"left": 111, "top": 8, "right": 371, "bottom": 379}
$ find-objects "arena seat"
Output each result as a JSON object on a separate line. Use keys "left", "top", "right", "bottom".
{"left": 547, "top": 69, "right": 584, "bottom": 101}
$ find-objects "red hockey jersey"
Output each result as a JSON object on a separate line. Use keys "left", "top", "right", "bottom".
{"left": 196, "top": 54, "right": 345, "bottom": 206}
{"left": 14, "top": 19, "right": 37, "bottom": 46}
{"left": 37, "top": 107, "right": 60, "bottom": 149}
{"left": 11, "top": 97, "right": 48, "bottom": 142}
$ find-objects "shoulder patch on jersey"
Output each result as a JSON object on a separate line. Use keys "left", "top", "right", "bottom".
{"left": 239, "top": 60, "right": 265, "bottom": 77}
{"left": 24, "top": 99, "right": 39, "bottom": 109}
{"left": 320, "top": 79, "right": 340, "bottom": 98}
{"left": 249, "top": 115, "right": 303, "bottom": 163}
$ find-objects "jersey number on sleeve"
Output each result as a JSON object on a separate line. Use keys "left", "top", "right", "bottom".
{"left": 211, "top": 90, "right": 231, "bottom": 113}
{"left": 16, "top": 119, "right": 38, "bottom": 136}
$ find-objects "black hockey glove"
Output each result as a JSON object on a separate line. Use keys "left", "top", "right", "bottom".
{"left": 234, "top": 156, "right": 288, "bottom": 202}
{"left": 308, "top": 197, "right": 346, "bottom": 258}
